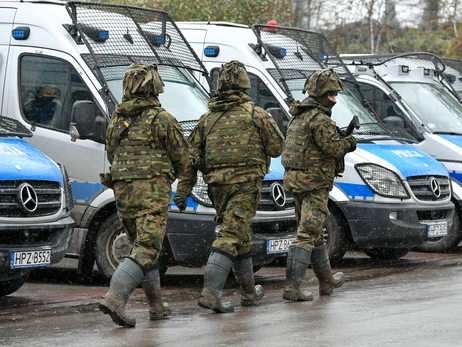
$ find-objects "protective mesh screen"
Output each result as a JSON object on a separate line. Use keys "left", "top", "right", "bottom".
{"left": 252, "top": 24, "right": 355, "bottom": 98}
{"left": 65, "top": 2, "right": 206, "bottom": 74}
{"left": 0, "top": 116, "right": 33, "bottom": 138}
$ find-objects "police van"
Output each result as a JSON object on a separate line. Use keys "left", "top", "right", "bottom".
{"left": 0, "top": 115, "right": 74, "bottom": 296}
{"left": 338, "top": 53, "right": 462, "bottom": 252}
{"left": 178, "top": 22, "right": 457, "bottom": 262}
{"left": 0, "top": 1, "right": 297, "bottom": 280}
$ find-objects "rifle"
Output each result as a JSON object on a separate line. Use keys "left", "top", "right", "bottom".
{"left": 345, "top": 115, "right": 360, "bottom": 136}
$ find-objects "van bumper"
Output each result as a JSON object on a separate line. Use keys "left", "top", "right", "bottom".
{"left": 336, "top": 200, "right": 455, "bottom": 248}
{"left": 166, "top": 210, "right": 297, "bottom": 267}
{"left": 0, "top": 216, "right": 74, "bottom": 281}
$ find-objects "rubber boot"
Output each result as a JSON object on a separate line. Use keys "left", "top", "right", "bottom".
{"left": 141, "top": 266, "right": 172, "bottom": 320}
{"left": 311, "top": 243, "right": 345, "bottom": 296}
{"left": 232, "top": 257, "right": 264, "bottom": 306}
{"left": 99, "top": 257, "right": 145, "bottom": 328}
{"left": 198, "top": 252, "right": 235, "bottom": 313}
{"left": 283, "top": 246, "right": 313, "bottom": 302}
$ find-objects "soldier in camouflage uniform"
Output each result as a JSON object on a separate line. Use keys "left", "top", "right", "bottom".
{"left": 173, "top": 60, "right": 285, "bottom": 313}
{"left": 99, "top": 64, "right": 189, "bottom": 327}
{"left": 281, "top": 68, "right": 357, "bottom": 302}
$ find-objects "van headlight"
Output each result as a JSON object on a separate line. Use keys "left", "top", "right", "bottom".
{"left": 191, "top": 171, "right": 213, "bottom": 206}
{"left": 57, "top": 163, "right": 74, "bottom": 212}
{"left": 355, "top": 164, "right": 409, "bottom": 199}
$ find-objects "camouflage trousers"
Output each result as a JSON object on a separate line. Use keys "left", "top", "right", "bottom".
{"left": 113, "top": 176, "right": 171, "bottom": 271}
{"left": 208, "top": 179, "right": 262, "bottom": 258}
{"left": 292, "top": 188, "right": 329, "bottom": 252}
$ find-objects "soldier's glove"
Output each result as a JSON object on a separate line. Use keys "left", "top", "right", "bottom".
{"left": 346, "top": 135, "right": 357, "bottom": 152}
{"left": 335, "top": 158, "right": 345, "bottom": 177}
{"left": 173, "top": 192, "right": 187, "bottom": 212}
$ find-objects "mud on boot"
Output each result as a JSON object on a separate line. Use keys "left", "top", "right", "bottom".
{"left": 149, "top": 302, "right": 172, "bottom": 320}
{"left": 241, "top": 284, "right": 265, "bottom": 306}
{"left": 99, "top": 257, "right": 145, "bottom": 328}
{"left": 311, "top": 243, "right": 345, "bottom": 296}
{"left": 141, "top": 266, "right": 172, "bottom": 320}
{"left": 198, "top": 251, "right": 235, "bottom": 313}
{"left": 283, "top": 246, "right": 313, "bottom": 302}
{"left": 232, "top": 256, "right": 264, "bottom": 307}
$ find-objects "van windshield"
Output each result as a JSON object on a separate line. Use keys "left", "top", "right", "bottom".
{"left": 287, "top": 79, "right": 378, "bottom": 127}
{"left": 102, "top": 66, "right": 209, "bottom": 122}
{"left": 390, "top": 82, "right": 462, "bottom": 134}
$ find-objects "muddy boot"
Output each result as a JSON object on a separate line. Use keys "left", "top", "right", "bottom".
{"left": 232, "top": 256, "right": 264, "bottom": 306}
{"left": 141, "top": 266, "right": 172, "bottom": 320}
{"left": 99, "top": 257, "right": 145, "bottom": 328}
{"left": 311, "top": 243, "right": 345, "bottom": 296}
{"left": 198, "top": 252, "right": 234, "bottom": 313}
{"left": 283, "top": 246, "right": 313, "bottom": 302}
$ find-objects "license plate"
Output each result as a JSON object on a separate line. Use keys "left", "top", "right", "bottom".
{"left": 427, "top": 222, "right": 448, "bottom": 238}
{"left": 266, "top": 238, "right": 296, "bottom": 254}
{"left": 10, "top": 249, "right": 51, "bottom": 269}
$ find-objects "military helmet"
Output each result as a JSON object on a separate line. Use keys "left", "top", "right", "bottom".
{"left": 302, "top": 68, "right": 345, "bottom": 97}
{"left": 217, "top": 60, "right": 251, "bottom": 92}
{"left": 37, "top": 85, "right": 60, "bottom": 99}
{"left": 123, "top": 63, "right": 164, "bottom": 99}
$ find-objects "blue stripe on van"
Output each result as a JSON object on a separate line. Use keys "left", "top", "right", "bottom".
{"left": 336, "top": 182, "right": 375, "bottom": 200}
{"left": 70, "top": 181, "right": 104, "bottom": 203}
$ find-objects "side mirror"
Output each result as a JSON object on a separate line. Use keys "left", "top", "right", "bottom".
{"left": 70, "top": 100, "right": 96, "bottom": 141}
{"left": 266, "top": 107, "right": 288, "bottom": 135}
{"left": 383, "top": 116, "right": 404, "bottom": 129}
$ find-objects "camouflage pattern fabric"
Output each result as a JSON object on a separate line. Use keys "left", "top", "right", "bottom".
{"left": 122, "top": 63, "right": 164, "bottom": 101}
{"left": 113, "top": 177, "right": 171, "bottom": 270}
{"left": 302, "top": 68, "right": 345, "bottom": 97}
{"left": 291, "top": 189, "right": 329, "bottom": 251}
{"left": 174, "top": 87, "right": 285, "bottom": 258}
{"left": 106, "top": 95, "right": 189, "bottom": 183}
{"left": 283, "top": 93, "right": 356, "bottom": 252}
{"left": 217, "top": 60, "right": 251, "bottom": 92}
{"left": 282, "top": 97, "right": 356, "bottom": 192}
{"left": 208, "top": 180, "right": 262, "bottom": 257}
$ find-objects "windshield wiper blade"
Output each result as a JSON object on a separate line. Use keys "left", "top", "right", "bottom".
{"left": 433, "top": 131, "right": 462, "bottom": 135}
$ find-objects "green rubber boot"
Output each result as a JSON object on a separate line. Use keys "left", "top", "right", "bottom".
{"left": 198, "top": 252, "right": 235, "bottom": 313}
{"left": 311, "top": 243, "right": 345, "bottom": 296}
{"left": 283, "top": 246, "right": 313, "bottom": 302}
{"left": 232, "top": 257, "right": 264, "bottom": 306}
{"left": 141, "top": 266, "right": 172, "bottom": 320}
{"left": 99, "top": 257, "right": 145, "bottom": 328}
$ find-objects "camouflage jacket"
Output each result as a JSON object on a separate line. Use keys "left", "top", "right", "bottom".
{"left": 176, "top": 92, "right": 284, "bottom": 195}
{"left": 282, "top": 97, "right": 355, "bottom": 192}
{"left": 106, "top": 96, "right": 189, "bottom": 183}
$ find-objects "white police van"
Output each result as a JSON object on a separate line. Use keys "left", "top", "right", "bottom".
{"left": 0, "top": 115, "right": 74, "bottom": 296}
{"left": 338, "top": 53, "right": 462, "bottom": 252}
{"left": 0, "top": 1, "right": 297, "bottom": 280}
{"left": 178, "top": 22, "right": 457, "bottom": 262}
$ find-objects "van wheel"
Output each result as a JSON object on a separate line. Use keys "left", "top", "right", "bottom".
{"left": 363, "top": 248, "right": 409, "bottom": 260}
{"left": 413, "top": 208, "right": 462, "bottom": 253}
{"left": 324, "top": 206, "right": 347, "bottom": 265}
{"left": 0, "top": 274, "right": 28, "bottom": 297}
{"left": 95, "top": 214, "right": 169, "bottom": 281}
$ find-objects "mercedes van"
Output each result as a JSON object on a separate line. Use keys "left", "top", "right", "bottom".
{"left": 0, "top": 1, "right": 297, "bottom": 280}
{"left": 178, "top": 22, "right": 457, "bottom": 261}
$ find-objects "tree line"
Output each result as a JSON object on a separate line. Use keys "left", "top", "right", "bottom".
{"left": 104, "top": 0, "right": 462, "bottom": 58}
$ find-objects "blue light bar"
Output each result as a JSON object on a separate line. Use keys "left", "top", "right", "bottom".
{"left": 155, "top": 35, "right": 165, "bottom": 45}
{"left": 279, "top": 48, "right": 287, "bottom": 58}
{"left": 12, "top": 27, "right": 30, "bottom": 40}
{"left": 204, "top": 46, "right": 220, "bottom": 57}
{"left": 99, "top": 30, "right": 109, "bottom": 41}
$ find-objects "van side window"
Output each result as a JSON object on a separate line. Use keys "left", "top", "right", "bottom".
{"left": 210, "top": 68, "right": 281, "bottom": 110}
{"left": 19, "top": 55, "right": 100, "bottom": 136}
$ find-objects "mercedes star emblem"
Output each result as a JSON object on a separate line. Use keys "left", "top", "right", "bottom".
{"left": 271, "top": 183, "right": 286, "bottom": 208}
{"left": 429, "top": 177, "right": 441, "bottom": 198}
{"left": 18, "top": 183, "right": 38, "bottom": 213}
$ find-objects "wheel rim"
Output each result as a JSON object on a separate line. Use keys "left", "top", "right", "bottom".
{"left": 107, "top": 229, "right": 132, "bottom": 271}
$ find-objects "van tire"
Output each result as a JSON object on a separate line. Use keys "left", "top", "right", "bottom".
{"left": 413, "top": 208, "right": 462, "bottom": 253}
{"left": 0, "top": 274, "right": 28, "bottom": 297}
{"left": 324, "top": 205, "right": 347, "bottom": 265}
{"left": 95, "top": 214, "right": 169, "bottom": 281}
{"left": 363, "top": 247, "right": 409, "bottom": 260}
